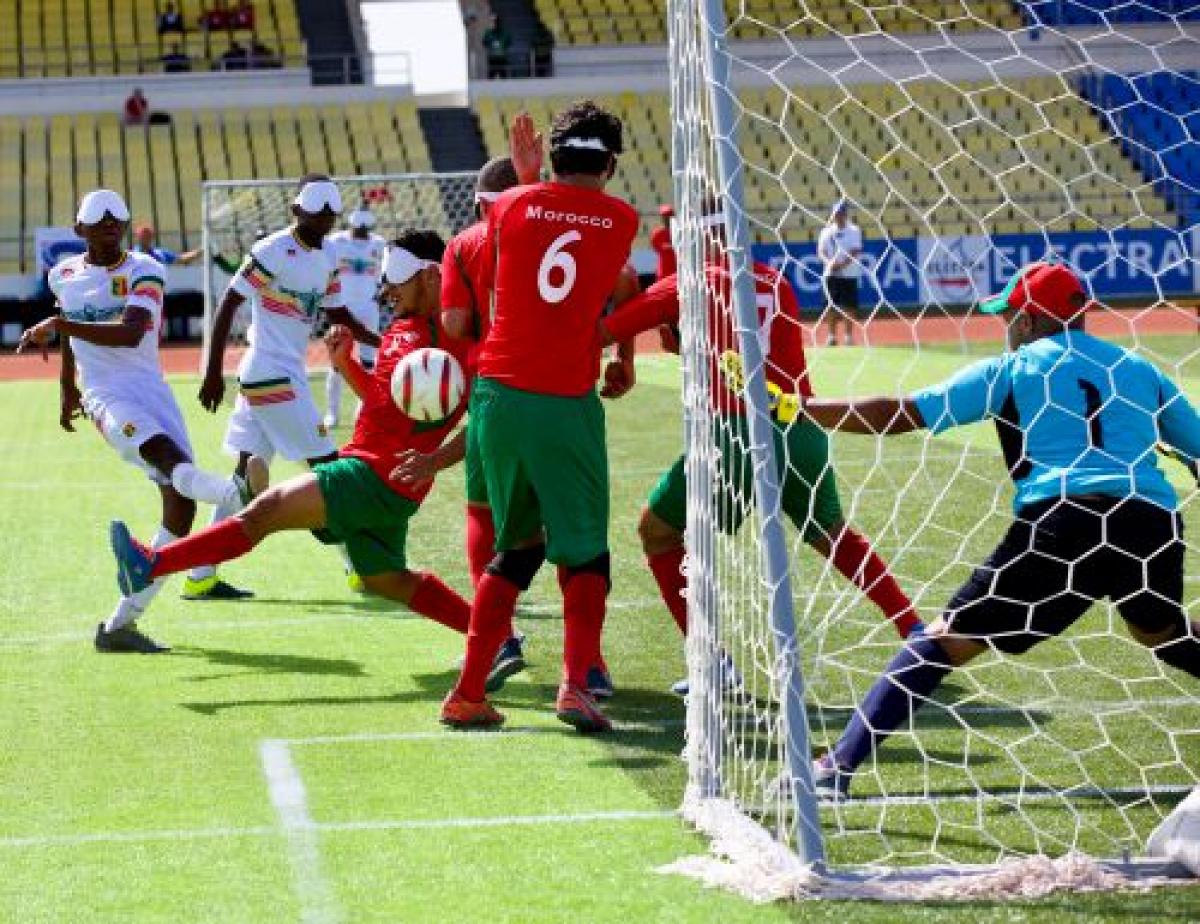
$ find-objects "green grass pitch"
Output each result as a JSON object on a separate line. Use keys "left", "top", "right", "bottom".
{"left": 1, "top": 339, "right": 1199, "bottom": 922}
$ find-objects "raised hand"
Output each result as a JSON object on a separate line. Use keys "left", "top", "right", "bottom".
{"left": 509, "top": 112, "right": 544, "bottom": 185}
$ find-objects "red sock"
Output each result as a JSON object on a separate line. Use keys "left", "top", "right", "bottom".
{"left": 829, "top": 528, "right": 920, "bottom": 637}
{"left": 557, "top": 565, "right": 609, "bottom": 675}
{"left": 149, "top": 518, "right": 255, "bottom": 579}
{"left": 562, "top": 572, "right": 607, "bottom": 689}
{"left": 647, "top": 547, "right": 688, "bottom": 634}
{"left": 465, "top": 505, "right": 495, "bottom": 591}
{"left": 409, "top": 573, "right": 470, "bottom": 633}
{"left": 454, "top": 572, "right": 519, "bottom": 702}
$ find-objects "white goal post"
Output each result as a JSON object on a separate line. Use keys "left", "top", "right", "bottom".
{"left": 199, "top": 172, "right": 479, "bottom": 362}
{"left": 666, "top": 0, "right": 1200, "bottom": 901}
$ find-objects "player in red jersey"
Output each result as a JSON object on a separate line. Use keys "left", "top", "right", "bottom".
{"left": 439, "top": 102, "right": 639, "bottom": 732}
{"left": 598, "top": 202, "right": 925, "bottom": 693}
{"left": 109, "top": 231, "right": 474, "bottom": 633}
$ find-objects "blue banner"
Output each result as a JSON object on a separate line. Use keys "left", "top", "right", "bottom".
{"left": 753, "top": 228, "right": 1199, "bottom": 314}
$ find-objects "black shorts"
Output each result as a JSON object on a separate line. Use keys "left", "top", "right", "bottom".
{"left": 944, "top": 495, "right": 1184, "bottom": 654}
{"left": 824, "top": 276, "right": 860, "bottom": 313}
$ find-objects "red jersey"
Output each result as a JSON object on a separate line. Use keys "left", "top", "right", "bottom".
{"left": 650, "top": 225, "right": 677, "bottom": 280}
{"left": 478, "top": 182, "right": 639, "bottom": 396}
{"left": 441, "top": 219, "right": 492, "bottom": 342}
{"left": 603, "top": 260, "right": 810, "bottom": 415}
{"left": 339, "top": 313, "right": 472, "bottom": 503}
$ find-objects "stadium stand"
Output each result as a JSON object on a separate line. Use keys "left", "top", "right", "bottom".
{"left": 534, "top": 0, "right": 1022, "bottom": 46}
{"left": 2, "top": 0, "right": 303, "bottom": 78}
{"left": 0, "top": 100, "right": 430, "bottom": 273}
{"left": 1026, "top": 0, "right": 1200, "bottom": 26}
{"left": 476, "top": 76, "right": 1173, "bottom": 246}
{"left": 1080, "top": 70, "right": 1200, "bottom": 227}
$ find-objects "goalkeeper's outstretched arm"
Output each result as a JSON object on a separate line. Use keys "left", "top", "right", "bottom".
{"left": 803, "top": 396, "right": 926, "bottom": 435}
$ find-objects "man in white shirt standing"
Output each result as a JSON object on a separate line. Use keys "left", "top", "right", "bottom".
{"left": 19, "top": 189, "right": 258, "bottom": 651}
{"left": 817, "top": 200, "right": 863, "bottom": 347}
{"left": 199, "top": 174, "right": 380, "bottom": 590}
{"left": 324, "top": 205, "right": 385, "bottom": 430}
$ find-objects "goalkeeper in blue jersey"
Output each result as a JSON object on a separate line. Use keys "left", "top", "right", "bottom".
{"left": 801, "top": 262, "right": 1200, "bottom": 799}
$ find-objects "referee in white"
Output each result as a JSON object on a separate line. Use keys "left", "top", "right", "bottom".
{"left": 817, "top": 200, "right": 863, "bottom": 346}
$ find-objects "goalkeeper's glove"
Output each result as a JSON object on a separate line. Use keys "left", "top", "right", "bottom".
{"left": 718, "top": 350, "right": 801, "bottom": 424}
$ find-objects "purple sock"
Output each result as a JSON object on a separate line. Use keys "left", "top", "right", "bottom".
{"left": 833, "top": 638, "right": 954, "bottom": 773}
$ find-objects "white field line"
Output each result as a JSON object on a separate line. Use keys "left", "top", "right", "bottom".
{"left": 260, "top": 739, "right": 342, "bottom": 924}
{"left": 0, "top": 810, "right": 680, "bottom": 851}
{"left": 285, "top": 721, "right": 686, "bottom": 747}
{"left": 832, "top": 784, "right": 1195, "bottom": 808}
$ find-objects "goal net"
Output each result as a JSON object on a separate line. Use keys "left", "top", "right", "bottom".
{"left": 667, "top": 0, "right": 1200, "bottom": 899}
{"left": 200, "top": 172, "right": 478, "bottom": 358}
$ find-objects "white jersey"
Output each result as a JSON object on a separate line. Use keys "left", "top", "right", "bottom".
{"left": 328, "top": 230, "right": 385, "bottom": 307}
{"left": 48, "top": 250, "right": 167, "bottom": 399}
{"left": 229, "top": 227, "right": 343, "bottom": 381}
{"left": 817, "top": 223, "right": 863, "bottom": 279}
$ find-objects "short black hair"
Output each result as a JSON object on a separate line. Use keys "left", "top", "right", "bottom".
{"left": 549, "top": 100, "right": 623, "bottom": 177}
{"left": 392, "top": 229, "right": 445, "bottom": 264}
{"left": 477, "top": 156, "right": 519, "bottom": 194}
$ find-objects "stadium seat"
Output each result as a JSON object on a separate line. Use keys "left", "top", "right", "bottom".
{"left": 473, "top": 74, "right": 1176, "bottom": 248}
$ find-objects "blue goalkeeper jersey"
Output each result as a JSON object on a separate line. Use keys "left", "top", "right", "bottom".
{"left": 911, "top": 330, "right": 1200, "bottom": 512}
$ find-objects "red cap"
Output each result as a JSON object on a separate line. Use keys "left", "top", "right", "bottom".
{"left": 658, "top": 204, "right": 674, "bottom": 217}
{"left": 980, "top": 262, "right": 1088, "bottom": 322}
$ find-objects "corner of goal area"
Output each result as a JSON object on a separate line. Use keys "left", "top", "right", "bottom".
{"left": 656, "top": 790, "right": 1198, "bottom": 903}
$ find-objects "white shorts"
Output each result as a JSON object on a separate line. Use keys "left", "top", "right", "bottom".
{"left": 86, "top": 388, "right": 193, "bottom": 486}
{"left": 223, "top": 372, "right": 336, "bottom": 463}
{"left": 346, "top": 300, "right": 380, "bottom": 366}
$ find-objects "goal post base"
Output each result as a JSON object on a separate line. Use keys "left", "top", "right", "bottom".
{"left": 662, "top": 792, "right": 1194, "bottom": 903}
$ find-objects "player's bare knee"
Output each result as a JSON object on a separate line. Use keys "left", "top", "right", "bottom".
{"left": 238, "top": 487, "right": 283, "bottom": 537}
{"left": 487, "top": 544, "right": 546, "bottom": 591}
{"left": 638, "top": 508, "right": 681, "bottom": 555}
{"left": 1129, "top": 616, "right": 1187, "bottom": 648}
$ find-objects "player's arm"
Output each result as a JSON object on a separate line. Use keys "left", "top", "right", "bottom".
{"left": 176, "top": 247, "right": 203, "bottom": 265}
{"left": 598, "top": 276, "right": 680, "bottom": 346}
{"left": 807, "top": 355, "right": 1009, "bottom": 436}
{"left": 389, "top": 428, "right": 468, "bottom": 488}
{"left": 440, "top": 239, "right": 481, "bottom": 341}
{"left": 324, "top": 306, "right": 382, "bottom": 349}
{"left": 58, "top": 332, "right": 82, "bottom": 433}
{"left": 199, "top": 285, "right": 244, "bottom": 412}
{"left": 601, "top": 266, "right": 641, "bottom": 399}
{"left": 802, "top": 396, "right": 925, "bottom": 435}
{"left": 324, "top": 324, "right": 383, "bottom": 404}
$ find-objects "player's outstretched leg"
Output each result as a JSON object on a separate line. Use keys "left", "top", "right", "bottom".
{"left": 358, "top": 569, "right": 472, "bottom": 634}
{"left": 110, "top": 474, "right": 325, "bottom": 595}
{"left": 811, "top": 524, "right": 924, "bottom": 639}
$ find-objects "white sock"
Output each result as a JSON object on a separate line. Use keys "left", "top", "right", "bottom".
{"left": 187, "top": 492, "right": 242, "bottom": 582}
{"left": 105, "top": 527, "right": 177, "bottom": 631}
{"left": 326, "top": 368, "right": 343, "bottom": 421}
{"left": 337, "top": 544, "right": 355, "bottom": 573}
{"left": 172, "top": 462, "right": 240, "bottom": 507}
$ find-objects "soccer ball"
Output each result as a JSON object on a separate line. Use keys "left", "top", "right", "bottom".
{"left": 390, "top": 348, "right": 466, "bottom": 423}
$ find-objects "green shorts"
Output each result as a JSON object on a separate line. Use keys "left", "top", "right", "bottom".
{"left": 648, "top": 416, "right": 843, "bottom": 542}
{"left": 311, "top": 456, "right": 421, "bottom": 576}
{"left": 472, "top": 376, "right": 609, "bottom": 566}
{"left": 464, "top": 411, "right": 488, "bottom": 505}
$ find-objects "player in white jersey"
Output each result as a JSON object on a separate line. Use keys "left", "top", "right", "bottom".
{"left": 18, "top": 189, "right": 260, "bottom": 652}
{"left": 324, "top": 206, "right": 385, "bottom": 429}
{"left": 198, "top": 175, "right": 381, "bottom": 589}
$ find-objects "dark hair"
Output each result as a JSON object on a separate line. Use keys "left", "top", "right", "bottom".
{"left": 297, "top": 172, "right": 331, "bottom": 189}
{"left": 476, "top": 156, "right": 519, "bottom": 195}
{"left": 549, "top": 99, "right": 623, "bottom": 177}
{"left": 393, "top": 229, "right": 446, "bottom": 264}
